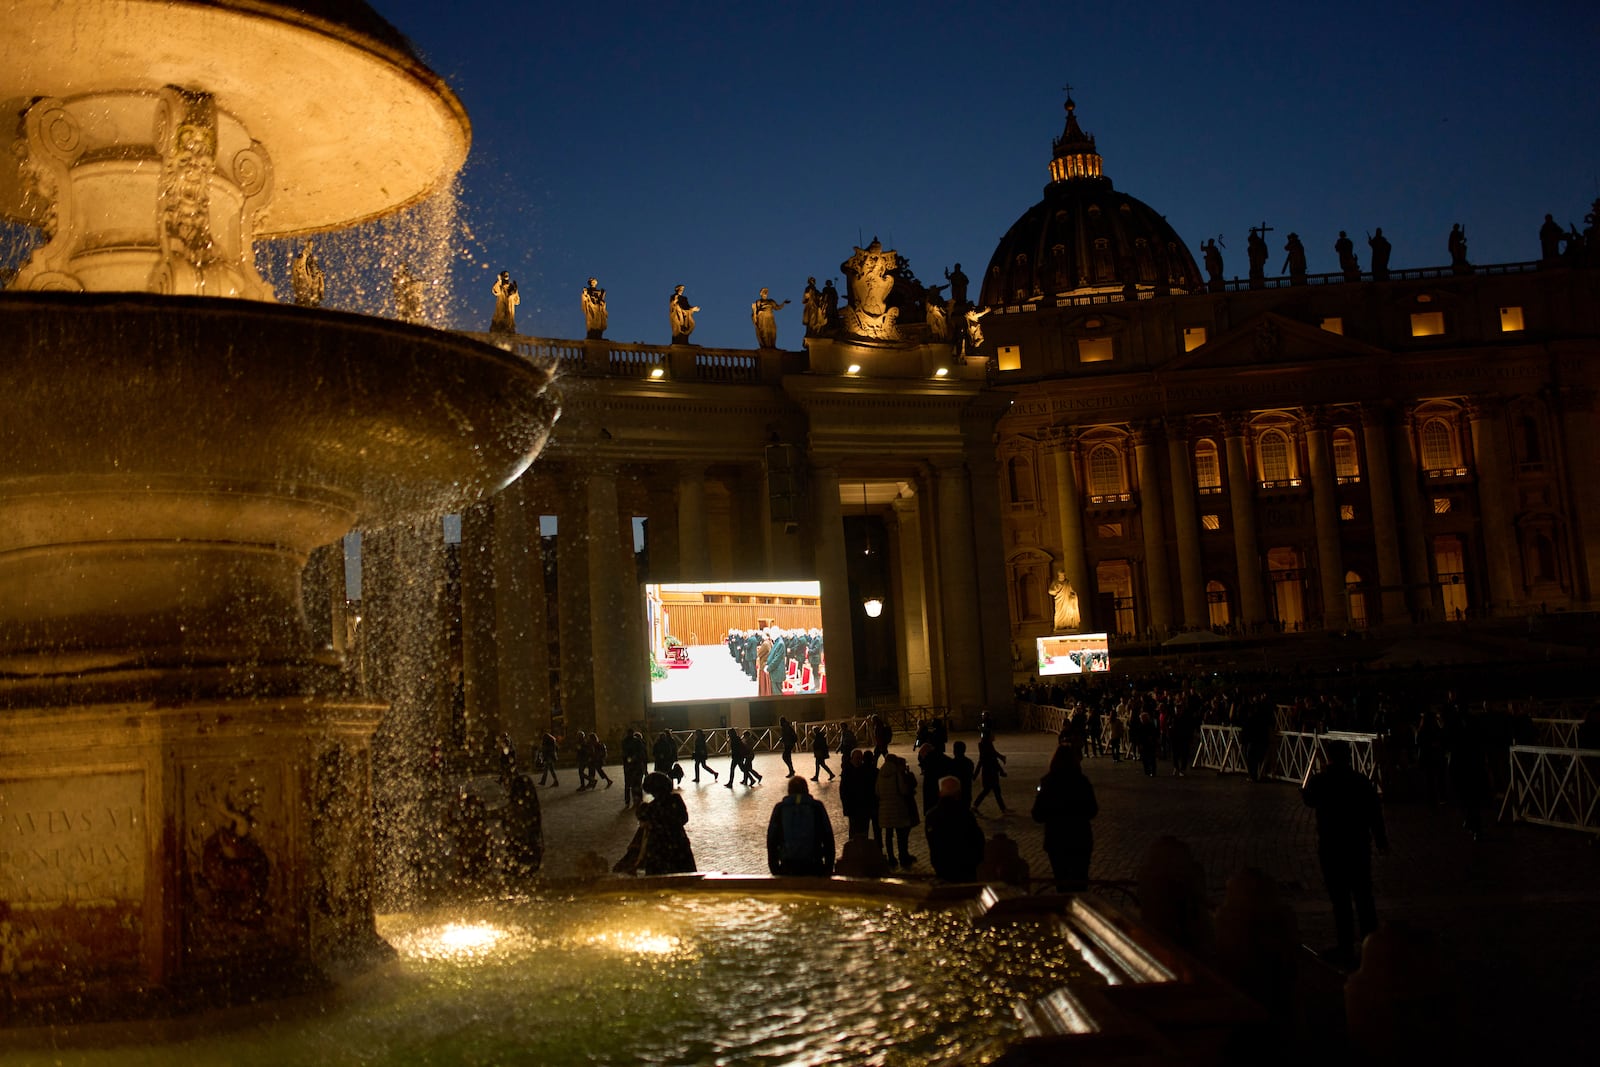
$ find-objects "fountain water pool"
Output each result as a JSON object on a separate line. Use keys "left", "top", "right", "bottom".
{"left": 6, "top": 886, "right": 1108, "bottom": 1066}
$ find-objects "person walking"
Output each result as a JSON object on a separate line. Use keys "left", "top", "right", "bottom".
{"left": 1302, "top": 740, "right": 1389, "bottom": 965}
{"left": 779, "top": 717, "right": 798, "bottom": 777}
{"left": 1132, "top": 711, "right": 1160, "bottom": 776}
{"left": 724, "top": 727, "right": 743, "bottom": 789}
{"left": 972, "top": 731, "right": 1009, "bottom": 815}
{"left": 741, "top": 729, "right": 764, "bottom": 786}
{"left": 588, "top": 732, "right": 613, "bottom": 790}
{"left": 1031, "top": 744, "right": 1099, "bottom": 891}
{"left": 766, "top": 777, "right": 836, "bottom": 876}
{"left": 538, "top": 731, "right": 560, "bottom": 787}
{"left": 691, "top": 727, "right": 718, "bottom": 783}
{"left": 875, "top": 753, "right": 919, "bottom": 868}
{"left": 810, "top": 726, "right": 835, "bottom": 781}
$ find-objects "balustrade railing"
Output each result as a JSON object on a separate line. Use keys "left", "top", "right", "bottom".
{"left": 465, "top": 333, "right": 784, "bottom": 384}
{"left": 1497, "top": 746, "right": 1600, "bottom": 834}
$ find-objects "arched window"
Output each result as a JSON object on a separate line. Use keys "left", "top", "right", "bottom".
{"left": 1088, "top": 445, "right": 1124, "bottom": 497}
{"left": 1517, "top": 415, "right": 1543, "bottom": 466}
{"left": 1420, "top": 419, "right": 1456, "bottom": 470}
{"left": 1193, "top": 440, "right": 1221, "bottom": 490}
{"left": 1259, "top": 430, "right": 1291, "bottom": 482}
{"left": 1332, "top": 429, "right": 1360, "bottom": 479}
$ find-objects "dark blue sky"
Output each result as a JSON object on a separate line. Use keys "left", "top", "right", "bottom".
{"left": 369, "top": 0, "right": 1600, "bottom": 350}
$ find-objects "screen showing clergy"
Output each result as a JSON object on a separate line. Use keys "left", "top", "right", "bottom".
{"left": 1036, "top": 633, "right": 1111, "bottom": 676}
{"left": 644, "top": 581, "right": 826, "bottom": 704}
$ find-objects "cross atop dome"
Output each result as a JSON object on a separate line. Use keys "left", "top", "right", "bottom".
{"left": 1050, "top": 92, "right": 1103, "bottom": 183}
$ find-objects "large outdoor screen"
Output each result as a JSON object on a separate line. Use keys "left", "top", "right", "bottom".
{"left": 1036, "top": 633, "right": 1111, "bottom": 676}
{"left": 644, "top": 581, "right": 826, "bottom": 705}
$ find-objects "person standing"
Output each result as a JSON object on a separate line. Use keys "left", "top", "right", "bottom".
{"left": 1132, "top": 711, "right": 1159, "bottom": 777}
{"left": 621, "top": 729, "right": 647, "bottom": 808}
{"left": 764, "top": 626, "right": 788, "bottom": 696}
{"left": 875, "top": 753, "right": 919, "bottom": 868}
{"left": 810, "top": 726, "right": 835, "bottom": 782}
{"left": 1032, "top": 744, "right": 1099, "bottom": 891}
{"left": 926, "top": 776, "right": 986, "bottom": 882}
{"left": 779, "top": 717, "right": 798, "bottom": 777}
{"left": 691, "top": 727, "right": 719, "bottom": 783}
{"left": 1302, "top": 740, "right": 1388, "bottom": 964}
{"left": 840, "top": 748, "right": 876, "bottom": 841}
{"left": 972, "top": 731, "right": 1009, "bottom": 815}
{"left": 652, "top": 729, "right": 678, "bottom": 778}
{"left": 538, "top": 731, "right": 560, "bottom": 787}
{"left": 766, "top": 777, "right": 836, "bottom": 876}
{"left": 949, "top": 740, "right": 976, "bottom": 807}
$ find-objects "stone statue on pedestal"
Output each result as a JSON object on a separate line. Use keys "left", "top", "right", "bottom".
{"left": 1334, "top": 231, "right": 1360, "bottom": 282}
{"left": 926, "top": 295, "right": 949, "bottom": 340}
{"left": 839, "top": 238, "right": 901, "bottom": 340}
{"left": 1448, "top": 224, "right": 1471, "bottom": 274}
{"left": 964, "top": 306, "right": 990, "bottom": 349}
{"left": 751, "top": 287, "right": 789, "bottom": 348}
{"left": 1282, "top": 233, "right": 1307, "bottom": 284}
{"left": 669, "top": 284, "right": 699, "bottom": 344}
{"left": 1048, "top": 571, "right": 1081, "bottom": 632}
{"left": 1367, "top": 228, "right": 1391, "bottom": 281}
{"left": 1247, "top": 225, "right": 1271, "bottom": 289}
{"left": 290, "top": 242, "right": 324, "bottom": 307}
{"left": 1202, "top": 238, "right": 1224, "bottom": 292}
{"left": 490, "top": 270, "right": 519, "bottom": 335}
{"left": 821, "top": 278, "right": 840, "bottom": 327}
{"left": 944, "top": 263, "right": 968, "bottom": 308}
{"left": 801, "top": 277, "right": 827, "bottom": 336}
{"left": 393, "top": 262, "right": 426, "bottom": 323}
{"left": 582, "top": 277, "right": 607, "bottom": 339}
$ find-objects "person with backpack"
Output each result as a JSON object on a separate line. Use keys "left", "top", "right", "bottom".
{"left": 766, "top": 777, "right": 836, "bottom": 876}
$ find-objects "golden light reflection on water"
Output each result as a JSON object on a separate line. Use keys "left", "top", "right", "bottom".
{"left": 390, "top": 920, "right": 511, "bottom": 960}
{"left": 582, "top": 929, "right": 686, "bottom": 956}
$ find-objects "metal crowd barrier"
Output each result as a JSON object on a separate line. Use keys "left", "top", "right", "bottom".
{"left": 1531, "top": 719, "right": 1583, "bottom": 748}
{"left": 1196, "top": 724, "right": 1248, "bottom": 775}
{"left": 663, "top": 709, "right": 950, "bottom": 759}
{"left": 1497, "top": 746, "right": 1600, "bottom": 834}
{"left": 1195, "top": 723, "right": 1380, "bottom": 790}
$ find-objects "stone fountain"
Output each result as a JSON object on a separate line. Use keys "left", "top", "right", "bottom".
{"left": 0, "top": 0, "right": 557, "bottom": 1016}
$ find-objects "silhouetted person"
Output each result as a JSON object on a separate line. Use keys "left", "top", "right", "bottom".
{"left": 766, "top": 776, "right": 836, "bottom": 876}
{"left": 972, "top": 731, "right": 1009, "bottom": 815}
{"left": 779, "top": 717, "right": 798, "bottom": 777}
{"left": 810, "top": 727, "right": 835, "bottom": 781}
{"left": 1302, "top": 740, "right": 1388, "bottom": 964}
{"left": 1032, "top": 744, "right": 1098, "bottom": 891}
{"left": 1334, "top": 230, "right": 1360, "bottom": 281}
{"left": 538, "top": 731, "right": 559, "bottom": 786}
{"left": 631, "top": 771, "right": 696, "bottom": 875}
{"left": 926, "top": 776, "right": 985, "bottom": 882}
{"left": 1367, "top": 228, "right": 1391, "bottom": 281}
{"left": 503, "top": 773, "right": 544, "bottom": 877}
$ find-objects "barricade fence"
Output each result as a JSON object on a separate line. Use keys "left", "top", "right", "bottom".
{"left": 661, "top": 708, "right": 952, "bottom": 760}
{"left": 1531, "top": 719, "right": 1583, "bottom": 748}
{"left": 1194, "top": 723, "right": 1381, "bottom": 790}
{"left": 1498, "top": 746, "right": 1600, "bottom": 835}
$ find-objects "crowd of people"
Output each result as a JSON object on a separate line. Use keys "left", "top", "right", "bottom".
{"left": 724, "top": 626, "right": 824, "bottom": 694}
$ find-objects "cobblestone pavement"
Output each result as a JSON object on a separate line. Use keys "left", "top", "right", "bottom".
{"left": 504, "top": 728, "right": 1597, "bottom": 1060}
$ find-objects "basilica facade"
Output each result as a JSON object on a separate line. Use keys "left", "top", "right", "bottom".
{"left": 354, "top": 100, "right": 1600, "bottom": 752}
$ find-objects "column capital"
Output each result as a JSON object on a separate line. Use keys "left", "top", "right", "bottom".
{"left": 1222, "top": 412, "right": 1253, "bottom": 438}
{"left": 1299, "top": 406, "right": 1331, "bottom": 435}
{"left": 1130, "top": 420, "right": 1165, "bottom": 449}
{"left": 1163, "top": 415, "right": 1192, "bottom": 441}
{"left": 1464, "top": 396, "right": 1506, "bottom": 422}
{"left": 1042, "top": 425, "right": 1080, "bottom": 455}
{"left": 1360, "top": 401, "right": 1395, "bottom": 430}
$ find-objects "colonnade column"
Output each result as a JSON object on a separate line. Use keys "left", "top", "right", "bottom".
{"left": 1360, "top": 405, "right": 1409, "bottom": 623}
{"left": 587, "top": 463, "right": 642, "bottom": 739}
{"left": 1303, "top": 410, "right": 1348, "bottom": 630}
{"left": 1044, "top": 427, "right": 1093, "bottom": 625}
{"left": 676, "top": 462, "right": 712, "bottom": 581}
{"left": 1556, "top": 387, "right": 1600, "bottom": 601}
{"left": 890, "top": 496, "right": 934, "bottom": 706}
{"left": 1133, "top": 423, "right": 1174, "bottom": 635}
{"left": 1223, "top": 416, "right": 1269, "bottom": 624}
{"left": 934, "top": 458, "right": 985, "bottom": 717}
{"left": 1164, "top": 418, "right": 1208, "bottom": 629}
{"left": 1467, "top": 398, "right": 1523, "bottom": 614}
{"left": 458, "top": 502, "right": 500, "bottom": 746}
{"left": 965, "top": 430, "right": 1016, "bottom": 715}
{"left": 810, "top": 464, "right": 856, "bottom": 717}
{"left": 491, "top": 475, "right": 548, "bottom": 750}
{"left": 555, "top": 465, "right": 596, "bottom": 734}
{"left": 1396, "top": 407, "right": 1440, "bottom": 621}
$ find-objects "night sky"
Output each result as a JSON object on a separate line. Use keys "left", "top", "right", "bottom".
{"left": 367, "top": 0, "right": 1600, "bottom": 350}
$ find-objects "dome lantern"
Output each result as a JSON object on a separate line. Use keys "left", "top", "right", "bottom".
{"left": 1049, "top": 96, "right": 1103, "bottom": 183}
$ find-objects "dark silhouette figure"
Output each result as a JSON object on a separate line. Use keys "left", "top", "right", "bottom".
{"left": 1367, "top": 228, "right": 1392, "bottom": 281}
{"left": 972, "top": 731, "right": 1009, "bottom": 815}
{"left": 944, "top": 262, "right": 969, "bottom": 308}
{"left": 1448, "top": 223, "right": 1471, "bottom": 274}
{"left": 1335, "top": 230, "right": 1360, "bottom": 281}
{"left": 766, "top": 776, "right": 836, "bottom": 876}
{"left": 1246, "top": 226, "right": 1269, "bottom": 289}
{"left": 538, "top": 731, "right": 559, "bottom": 786}
{"left": 1540, "top": 213, "right": 1565, "bottom": 265}
{"left": 503, "top": 773, "right": 544, "bottom": 877}
{"left": 1202, "top": 238, "right": 1224, "bottom": 292}
{"left": 1302, "top": 740, "right": 1388, "bottom": 964}
{"left": 926, "top": 776, "right": 986, "bottom": 882}
{"left": 1032, "top": 744, "right": 1099, "bottom": 891}
{"left": 691, "top": 728, "right": 718, "bottom": 783}
{"left": 1282, "top": 232, "right": 1307, "bottom": 284}
{"left": 779, "top": 717, "right": 798, "bottom": 777}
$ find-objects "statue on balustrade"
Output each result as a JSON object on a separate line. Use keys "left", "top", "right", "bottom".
{"left": 801, "top": 277, "right": 827, "bottom": 336}
{"left": 751, "top": 287, "right": 789, "bottom": 349}
{"left": 582, "top": 277, "right": 608, "bottom": 339}
{"left": 839, "top": 238, "right": 901, "bottom": 340}
{"left": 1367, "top": 228, "right": 1391, "bottom": 281}
{"left": 926, "top": 295, "right": 949, "bottom": 340}
{"left": 1202, "top": 238, "right": 1224, "bottom": 293}
{"left": 821, "top": 278, "right": 840, "bottom": 327}
{"left": 393, "top": 263, "right": 426, "bottom": 323}
{"left": 669, "top": 284, "right": 700, "bottom": 344}
{"left": 490, "top": 270, "right": 519, "bottom": 336}
{"left": 1246, "top": 226, "right": 1270, "bottom": 289}
{"left": 944, "top": 262, "right": 969, "bottom": 308}
{"left": 1281, "top": 233, "right": 1307, "bottom": 285}
{"left": 1448, "top": 223, "right": 1471, "bottom": 274}
{"left": 1048, "top": 571, "right": 1081, "bottom": 633}
{"left": 1334, "top": 231, "right": 1360, "bottom": 282}
{"left": 963, "top": 306, "right": 990, "bottom": 351}
{"left": 290, "top": 241, "right": 324, "bottom": 307}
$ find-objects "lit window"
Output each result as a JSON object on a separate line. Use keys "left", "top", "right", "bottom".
{"left": 1193, "top": 441, "right": 1221, "bottom": 490}
{"left": 1097, "top": 522, "right": 1123, "bottom": 539}
{"left": 1433, "top": 497, "right": 1452, "bottom": 514}
{"left": 1088, "top": 445, "right": 1124, "bottom": 496}
{"left": 1420, "top": 419, "right": 1456, "bottom": 469}
{"left": 1259, "top": 431, "right": 1291, "bottom": 482}
{"left": 1321, "top": 317, "right": 1344, "bottom": 335}
{"left": 1201, "top": 514, "right": 1221, "bottom": 531}
{"left": 1340, "top": 504, "right": 1355, "bottom": 521}
{"left": 997, "top": 345, "right": 1021, "bottom": 371}
{"left": 1078, "top": 337, "right": 1114, "bottom": 363}
{"left": 1182, "top": 327, "right": 1207, "bottom": 352}
{"left": 1332, "top": 430, "right": 1359, "bottom": 479}
{"left": 1499, "top": 306, "right": 1525, "bottom": 332}
{"left": 1410, "top": 311, "right": 1446, "bottom": 337}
